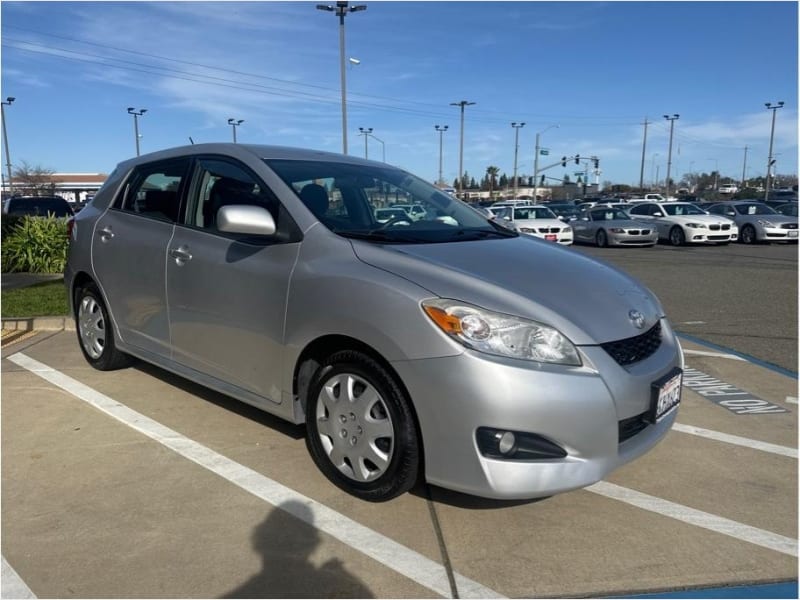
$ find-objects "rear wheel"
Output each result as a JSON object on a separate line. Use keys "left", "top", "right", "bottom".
{"left": 305, "top": 350, "right": 419, "bottom": 502}
{"left": 669, "top": 226, "right": 686, "bottom": 246}
{"left": 596, "top": 229, "right": 608, "bottom": 247}
{"left": 75, "top": 283, "right": 133, "bottom": 370}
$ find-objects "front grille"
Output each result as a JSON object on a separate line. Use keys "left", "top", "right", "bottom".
{"left": 601, "top": 321, "right": 662, "bottom": 366}
{"left": 722, "top": 224, "right": 731, "bottom": 230}
{"left": 781, "top": 223, "right": 798, "bottom": 230}
{"left": 709, "top": 224, "right": 720, "bottom": 231}
{"left": 538, "top": 227, "right": 561, "bottom": 233}
{"left": 626, "top": 229, "right": 641, "bottom": 235}
{"left": 619, "top": 412, "right": 649, "bottom": 443}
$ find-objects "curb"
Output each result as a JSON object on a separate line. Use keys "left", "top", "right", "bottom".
{"left": 2, "top": 316, "right": 75, "bottom": 332}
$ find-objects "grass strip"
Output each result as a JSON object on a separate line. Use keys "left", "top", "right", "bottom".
{"left": 2, "top": 279, "right": 69, "bottom": 318}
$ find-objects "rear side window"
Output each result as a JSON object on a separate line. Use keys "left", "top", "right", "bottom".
{"left": 119, "top": 158, "right": 190, "bottom": 222}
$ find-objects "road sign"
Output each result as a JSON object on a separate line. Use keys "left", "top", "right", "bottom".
{"left": 540, "top": 149, "right": 549, "bottom": 155}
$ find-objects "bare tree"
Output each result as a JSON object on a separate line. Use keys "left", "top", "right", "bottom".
{"left": 12, "top": 161, "right": 59, "bottom": 196}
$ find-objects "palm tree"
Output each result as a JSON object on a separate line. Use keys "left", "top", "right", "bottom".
{"left": 486, "top": 166, "right": 500, "bottom": 197}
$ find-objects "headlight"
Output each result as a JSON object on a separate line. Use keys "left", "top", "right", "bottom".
{"left": 609, "top": 228, "right": 624, "bottom": 233}
{"left": 563, "top": 226, "right": 572, "bottom": 233}
{"left": 422, "top": 299, "right": 581, "bottom": 366}
{"left": 520, "top": 227, "right": 535, "bottom": 233}
{"left": 757, "top": 219, "right": 775, "bottom": 227}
{"left": 686, "top": 223, "right": 707, "bottom": 229}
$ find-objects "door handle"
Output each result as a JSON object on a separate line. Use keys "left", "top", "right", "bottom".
{"left": 97, "top": 226, "right": 114, "bottom": 242}
{"left": 169, "top": 245, "right": 193, "bottom": 265}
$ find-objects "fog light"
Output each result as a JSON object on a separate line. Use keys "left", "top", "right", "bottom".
{"left": 497, "top": 431, "right": 516, "bottom": 455}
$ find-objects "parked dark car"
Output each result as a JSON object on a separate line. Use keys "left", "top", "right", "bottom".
{"left": 775, "top": 203, "right": 798, "bottom": 217}
{"left": 2, "top": 195, "right": 74, "bottom": 218}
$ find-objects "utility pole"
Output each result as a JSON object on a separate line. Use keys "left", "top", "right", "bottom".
{"left": 450, "top": 100, "right": 475, "bottom": 199}
{"left": 764, "top": 101, "right": 784, "bottom": 202}
{"left": 741, "top": 146, "right": 748, "bottom": 189}
{"left": 533, "top": 124, "right": 558, "bottom": 203}
{"left": 434, "top": 125, "right": 448, "bottom": 185}
{"left": 639, "top": 117, "right": 649, "bottom": 191}
{"left": 1, "top": 96, "right": 15, "bottom": 195}
{"left": 663, "top": 114, "right": 679, "bottom": 199}
{"left": 511, "top": 122, "right": 525, "bottom": 198}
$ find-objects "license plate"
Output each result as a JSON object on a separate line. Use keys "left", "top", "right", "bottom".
{"left": 545, "top": 234, "right": 557, "bottom": 241}
{"left": 647, "top": 368, "right": 682, "bottom": 423}
{"left": 788, "top": 230, "right": 798, "bottom": 238}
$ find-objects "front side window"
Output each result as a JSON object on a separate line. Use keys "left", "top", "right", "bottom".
{"left": 591, "top": 208, "right": 629, "bottom": 221}
{"left": 264, "top": 159, "right": 516, "bottom": 244}
{"left": 735, "top": 203, "right": 776, "bottom": 216}
{"left": 120, "top": 159, "right": 190, "bottom": 222}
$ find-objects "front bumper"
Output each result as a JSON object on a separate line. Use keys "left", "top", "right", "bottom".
{"left": 391, "top": 318, "right": 683, "bottom": 499}
{"left": 762, "top": 226, "right": 799, "bottom": 241}
{"left": 609, "top": 231, "right": 659, "bottom": 246}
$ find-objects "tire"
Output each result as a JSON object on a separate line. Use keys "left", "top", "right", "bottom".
{"left": 75, "top": 283, "right": 133, "bottom": 371}
{"left": 596, "top": 229, "right": 608, "bottom": 247}
{"left": 669, "top": 226, "right": 685, "bottom": 246}
{"left": 740, "top": 224, "right": 757, "bottom": 244}
{"left": 305, "top": 350, "right": 420, "bottom": 502}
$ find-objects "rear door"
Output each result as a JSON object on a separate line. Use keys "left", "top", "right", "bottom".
{"left": 91, "top": 158, "right": 190, "bottom": 358}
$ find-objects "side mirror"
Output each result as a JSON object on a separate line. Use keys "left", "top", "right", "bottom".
{"left": 217, "top": 204, "right": 276, "bottom": 236}
{"left": 653, "top": 212, "right": 664, "bottom": 217}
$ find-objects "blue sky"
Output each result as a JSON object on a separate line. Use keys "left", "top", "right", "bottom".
{"left": 1, "top": 1, "right": 797, "bottom": 189}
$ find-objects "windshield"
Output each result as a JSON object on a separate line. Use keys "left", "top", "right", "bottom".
{"left": 512, "top": 206, "right": 557, "bottom": 220}
{"left": 591, "top": 208, "right": 630, "bottom": 221}
{"left": 662, "top": 204, "right": 706, "bottom": 216}
{"left": 265, "top": 159, "right": 516, "bottom": 243}
{"left": 735, "top": 203, "right": 777, "bottom": 216}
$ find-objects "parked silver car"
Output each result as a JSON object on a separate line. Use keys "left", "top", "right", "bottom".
{"left": 572, "top": 207, "right": 659, "bottom": 247}
{"left": 65, "top": 143, "right": 683, "bottom": 502}
{"left": 706, "top": 201, "right": 798, "bottom": 244}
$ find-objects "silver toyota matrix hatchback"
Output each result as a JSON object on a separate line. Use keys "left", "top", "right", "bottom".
{"left": 66, "top": 144, "right": 683, "bottom": 502}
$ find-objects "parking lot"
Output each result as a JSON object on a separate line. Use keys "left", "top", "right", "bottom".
{"left": 2, "top": 242, "right": 797, "bottom": 598}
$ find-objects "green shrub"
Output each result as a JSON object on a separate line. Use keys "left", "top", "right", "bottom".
{"left": 1, "top": 216, "right": 69, "bottom": 274}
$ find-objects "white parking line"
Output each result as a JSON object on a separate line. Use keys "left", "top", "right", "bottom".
{"left": 7, "top": 352, "right": 502, "bottom": 600}
{"left": 587, "top": 482, "right": 798, "bottom": 557}
{"left": 672, "top": 423, "right": 798, "bottom": 459}
{"left": 1, "top": 556, "right": 37, "bottom": 599}
{"left": 683, "top": 349, "right": 746, "bottom": 361}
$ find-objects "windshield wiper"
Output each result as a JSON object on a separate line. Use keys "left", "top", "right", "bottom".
{"left": 339, "top": 230, "right": 429, "bottom": 243}
{"left": 448, "top": 227, "right": 518, "bottom": 240}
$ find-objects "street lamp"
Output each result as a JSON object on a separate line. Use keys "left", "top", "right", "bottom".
{"left": 316, "top": 2, "right": 367, "bottom": 155}
{"left": 663, "top": 114, "right": 679, "bottom": 199}
{"left": 511, "top": 122, "right": 525, "bottom": 198}
{"left": 533, "top": 124, "right": 558, "bottom": 203}
{"left": 707, "top": 158, "right": 718, "bottom": 191}
{"left": 368, "top": 132, "right": 385, "bottom": 162}
{"left": 1, "top": 96, "right": 15, "bottom": 195}
{"left": 358, "top": 127, "right": 372, "bottom": 159}
{"left": 650, "top": 153, "right": 660, "bottom": 187}
{"left": 434, "top": 125, "right": 448, "bottom": 185}
{"left": 450, "top": 100, "right": 475, "bottom": 199}
{"left": 227, "top": 118, "right": 244, "bottom": 143}
{"left": 127, "top": 107, "right": 147, "bottom": 156}
{"left": 764, "top": 101, "right": 784, "bottom": 201}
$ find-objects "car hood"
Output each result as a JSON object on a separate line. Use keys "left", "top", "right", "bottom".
{"left": 736, "top": 213, "right": 797, "bottom": 225}
{"left": 350, "top": 236, "right": 664, "bottom": 345}
{"left": 667, "top": 214, "right": 734, "bottom": 225}
{"left": 514, "top": 218, "right": 569, "bottom": 229}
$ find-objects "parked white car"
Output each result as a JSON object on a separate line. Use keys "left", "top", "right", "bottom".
{"left": 718, "top": 184, "right": 739, "bottom": 195}
{"left": 509, "top": 205, "right": 573, "bottom": 245}
{"left": 627, "top": 202, "right": 738, "bottom": 245}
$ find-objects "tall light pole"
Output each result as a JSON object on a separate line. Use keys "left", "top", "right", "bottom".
{"left": 434, "top": 125, "right": 448, "bottom": 185}
{"left": 317, "top": 2, "right": 366, "bottom": 155}
{"left": 127, "top": 107, "right": 147, "bottom": 156}
{"left": 650, "top": 153, "right": 660, "bottom": 187}
{"left": 511, "top": 122, "right": 525, "bottom": 198}
{"left": 1, "top": 97, "right": 15, "bottom": 195}
{"left": 368, "top": 132, "right": 385, "bottom": 162}
{"left": 639, "top": 117, "right": 650, "bottom": 191}
{"left": 764, "top": 101, "right": 784, "bottom": 201}
{"left": 533, "top": 124, "right": 558, "bottom": 203}
{"left": 741, "top": 146, "right": 748, "bottom": 189}
{"left": 663, "top": 114, "right": 679, "bottom": 199}
{"left": 707, "top": 158, "right": 718, "bottom": 191}
{"left": 227, "top": 118, "right": 244, "bottom": 143}
{"left": 358, "top": 127, "right": 372, "bottom": 159}
{"left": 450, "top": 100, "right": 475, "bottom": 199}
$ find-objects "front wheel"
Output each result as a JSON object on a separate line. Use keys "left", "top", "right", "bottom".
{"left": 75, "top": 283, "right": 133, "bottom": 371}
{"left": 596, "top": 229, "right": 608, "bottom": 247}
{"left": 305, "top": 350, "right": 420, "bottom": 502}
{"left": 669, "top": 226, "right": 685, "bottom": 246}
{"left": 740, "top": 224, "right": 757, "bottom": 244}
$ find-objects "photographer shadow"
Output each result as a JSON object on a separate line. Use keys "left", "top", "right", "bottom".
{"left": 223, "top": 500, "right": 373, "bottom": 598}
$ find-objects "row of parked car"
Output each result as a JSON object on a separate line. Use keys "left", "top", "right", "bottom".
{"left": 474, "top": 198, "right": 798, "bottom": 247}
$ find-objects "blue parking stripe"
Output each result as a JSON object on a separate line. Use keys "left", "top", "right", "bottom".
{"left": 619, "top": 580, "right": 798, "bottom": 598}
{"left": 677, "top": 332, "right": 798, "bottom": 380}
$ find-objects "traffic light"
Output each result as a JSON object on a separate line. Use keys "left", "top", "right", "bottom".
{"left": 593, "top": 158, "right": 599, "bottom": 169}
{"left": 561, "top": 156, "right": 567, "bottom": 167}
{"left": 575, "top": 154, "right": 580, "bottom": 165}
{"left": 540, "top": 174, "right": 545, "bottom": 185}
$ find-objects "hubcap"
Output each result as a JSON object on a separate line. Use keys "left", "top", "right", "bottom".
{"left": 78, "top": 296, "right": 106, "bottom": 359}
{"left": 315, "top": 373, "right": 394, "bottom": 482}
